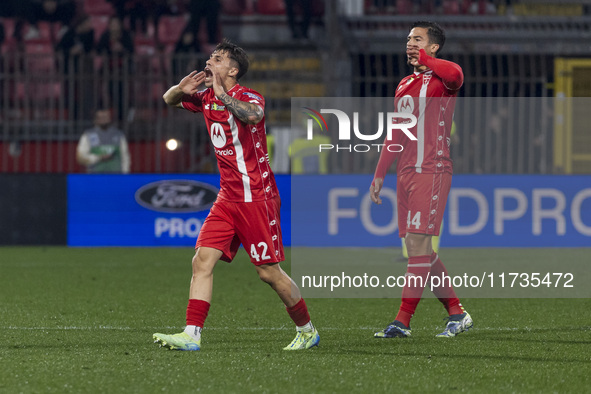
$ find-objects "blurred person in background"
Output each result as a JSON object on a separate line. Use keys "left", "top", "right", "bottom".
{"left": 26, "top": 0, "right": 77, "bottom": 39}
{"left": 56, "top": 14, "right": 95, "bottom": 118}
{"left": 0, "top": 0, "right": 32, "bottom": 43}
{"left": 97, "top": 17, "right": 134, "bottom": 120}
{"left": 186, "top": 0, "right": 221, "bottom": 53}
{"left": 76, "top": 108, "right": 131, "bottom": 173}
{"left": 173, "top": 26, "right": 202, "bottom": 78}
{"left": 56, "top": 14, "right": 95, "bottom": 73}
{"left": 285, "top": 0, "right": 312, "bottom": 40}
{"left": 96, "top": 16, "right": 134, "bottom": 59}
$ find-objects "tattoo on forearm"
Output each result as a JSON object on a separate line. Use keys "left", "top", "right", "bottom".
{"left": 219, "top": 93, "right": 263, "bottom": 123}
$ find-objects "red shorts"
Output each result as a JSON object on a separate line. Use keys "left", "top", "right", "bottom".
{"left": 195, "top": 196, "right": 284, "bottom": 265}
{"left": 397, "top": 171, "right": 451, "bottom": 238}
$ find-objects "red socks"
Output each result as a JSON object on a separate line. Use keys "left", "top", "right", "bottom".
{"left": 395, "top": 255, "right": 431, "bottom": 327}
{"left": 186, "top": 299, "right": 210, "bottom": 327}
{"left": 429, "top": 252, "right": 464, "bottom": 316}
{"left": 286, "top": 298, "right": 311, "bottom": 327}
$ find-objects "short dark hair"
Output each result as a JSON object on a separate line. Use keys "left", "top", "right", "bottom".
{"left": 214, "top": 39, "right": 249, "bottom": 80}
{"left": 411, "top": 21, "right": 446, "bottom": 56}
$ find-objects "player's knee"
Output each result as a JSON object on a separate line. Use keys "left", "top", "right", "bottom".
{"left": 257, "top": 265, "right": 280, "bottom": 285}
{"left": 405, "top": 234, "right": 432, "bottom": 256}
{"left": 257, "top": 270, "right": 274, "bottom": 284}
{"left": 191, "top": 253, "right": 214, "bottom": 276}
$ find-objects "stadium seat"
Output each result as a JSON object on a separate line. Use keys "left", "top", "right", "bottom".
{"left": 396, "top": 0, "right": 413, "bottom": 14}
{"left": 14, "top": 81, "right": 62, "bottom": 101}
{"left": 157, "top": 16, "right": 188, "bottom": 45}
{"left": 221, "top": 0, "right": 250, "bottom": 15}
{"left": 256, "top": 0, "right": 286, "bottom": 15}
{"left": 24, "top": 43, "right": 56, "bottom": 73}
{"left": 443, "top": 0, "right": 460, "bottom": 14}
{"left": 83, "top": 0, "right": 115, "bottom": 16}
{"left": 36, "top": 82, "right": 63, "bottom": 100}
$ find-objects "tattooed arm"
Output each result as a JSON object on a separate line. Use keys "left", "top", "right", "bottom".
{"left": 218, "top": 92, "right": 264, "bottom": 125}
{"left": 211, "top": 70, "right": 264, "bottom": 125}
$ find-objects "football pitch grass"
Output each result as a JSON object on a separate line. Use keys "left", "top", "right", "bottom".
{"left": 1, "top": 247, "right": 590, "bottom": 393}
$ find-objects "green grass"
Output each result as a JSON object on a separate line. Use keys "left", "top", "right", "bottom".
{"left": 0, "top": 247, "right": 590, "bottom": 393}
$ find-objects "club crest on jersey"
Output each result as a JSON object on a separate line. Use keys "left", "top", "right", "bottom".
{"left": 402, "top": 76, "right": 415, "bottom": 88}
{"left": 242, "top": 92, "right": 262, "bottom": 101}
{"left": 210, "top": 123, "right": 226, "bottom": 148}
{"left": 397, "top": 95, "right": 414, "bottom": 113}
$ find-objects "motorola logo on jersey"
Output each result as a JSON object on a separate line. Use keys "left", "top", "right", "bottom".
{"left": 215, "top": 148, "right": 234, "bottom": 156}
{"left": 398, "top": 95, "right": 414, "bottom": 113}
{"left": 210, "top": 123, "right": 226, "bottom": 149}
{"left": 135, "top": 180, "right": 219, "bottom": 213}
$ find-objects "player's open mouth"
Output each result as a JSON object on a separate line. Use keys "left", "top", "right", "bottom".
{"left": 204, "top": 67, "right": 213, "bottom": 81}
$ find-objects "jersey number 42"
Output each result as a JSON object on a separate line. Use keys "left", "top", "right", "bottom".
{"left": 250, "top": 242, "right": 271, "bottom": 262}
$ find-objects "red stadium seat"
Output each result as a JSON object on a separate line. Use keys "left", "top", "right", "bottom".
{"left": 14, "top": 82, "right": 62, "bottom": 101}
{"left": 83, "top": 0, "right": 115, "bottom": 16}
{"left": 396, "top": 0, "right": 413, "bottom": 14}
{"left": 443, "top": 0, "right": 460, "bottom": 14}
{"left": 221, "top": 0, "right": 250, "bottom": 15}
{"left": 36, "top": 82, "right": 63, "bottom": 100}
{"left": 25, "top": 43, "right": 56, "bottom": 73}
{"left": 157, "top": 16, "right": 188, "bottom": 45}
{"left": 256, "top": 0, "right": 286, "bottom": 15}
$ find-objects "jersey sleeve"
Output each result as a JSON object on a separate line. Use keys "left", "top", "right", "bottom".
{"left": 373, "top": 132, "right": 402, "bottom": 183}
{"left": 181, "top": 90, "right": 206, "bottom": 113}
{"left": 238, "top": 89, "right": 265, "bottom": 112}
{"left": 418, "top": 49, "right": 464, "bottom": 91}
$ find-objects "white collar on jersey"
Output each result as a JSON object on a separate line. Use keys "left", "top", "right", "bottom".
{"left": 226, "top": 84, "right": 241, "bottom": 95}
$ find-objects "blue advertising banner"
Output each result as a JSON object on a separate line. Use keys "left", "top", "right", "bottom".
{"left": 68, "top": 174, "right": 292, "bottom": 247}
{"left": 291, "top": 175, "right": 591, "bottom": 247}
{"left": 68, "top": 174, "right": 591, "bottom": 247}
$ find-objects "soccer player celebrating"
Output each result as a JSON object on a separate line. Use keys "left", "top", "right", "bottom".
{"left": 154, "top": 40, "right": 319, "bottom": 351}
{"left": 370, "top": 22, "right": 473, "bottom": 338}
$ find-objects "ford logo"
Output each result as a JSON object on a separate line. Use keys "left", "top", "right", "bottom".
{"left": 135, "top": 180, "right": 218, "bottom": 213}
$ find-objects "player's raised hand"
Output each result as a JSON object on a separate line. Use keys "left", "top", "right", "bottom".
{"left": 211, "top": 69, "right": 225, "bottom": 99}
{"left": 178, "top": 71, "right": 205, "bottom": 95}
{"left": 370, "top": 178, "right": 383, "bottom": 205}
{"left": 406, "top": 46, "right": 421, "bottom": 67}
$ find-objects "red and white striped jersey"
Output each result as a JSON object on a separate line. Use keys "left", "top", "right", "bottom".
{"left": 393, "top": 68, "right": 458, "bottom": 175}
{"left": 181, "top": 84, "right": 278, "bottom": 202}
{"left": 374, "top": 52, "right": 463, "bottom": 180}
